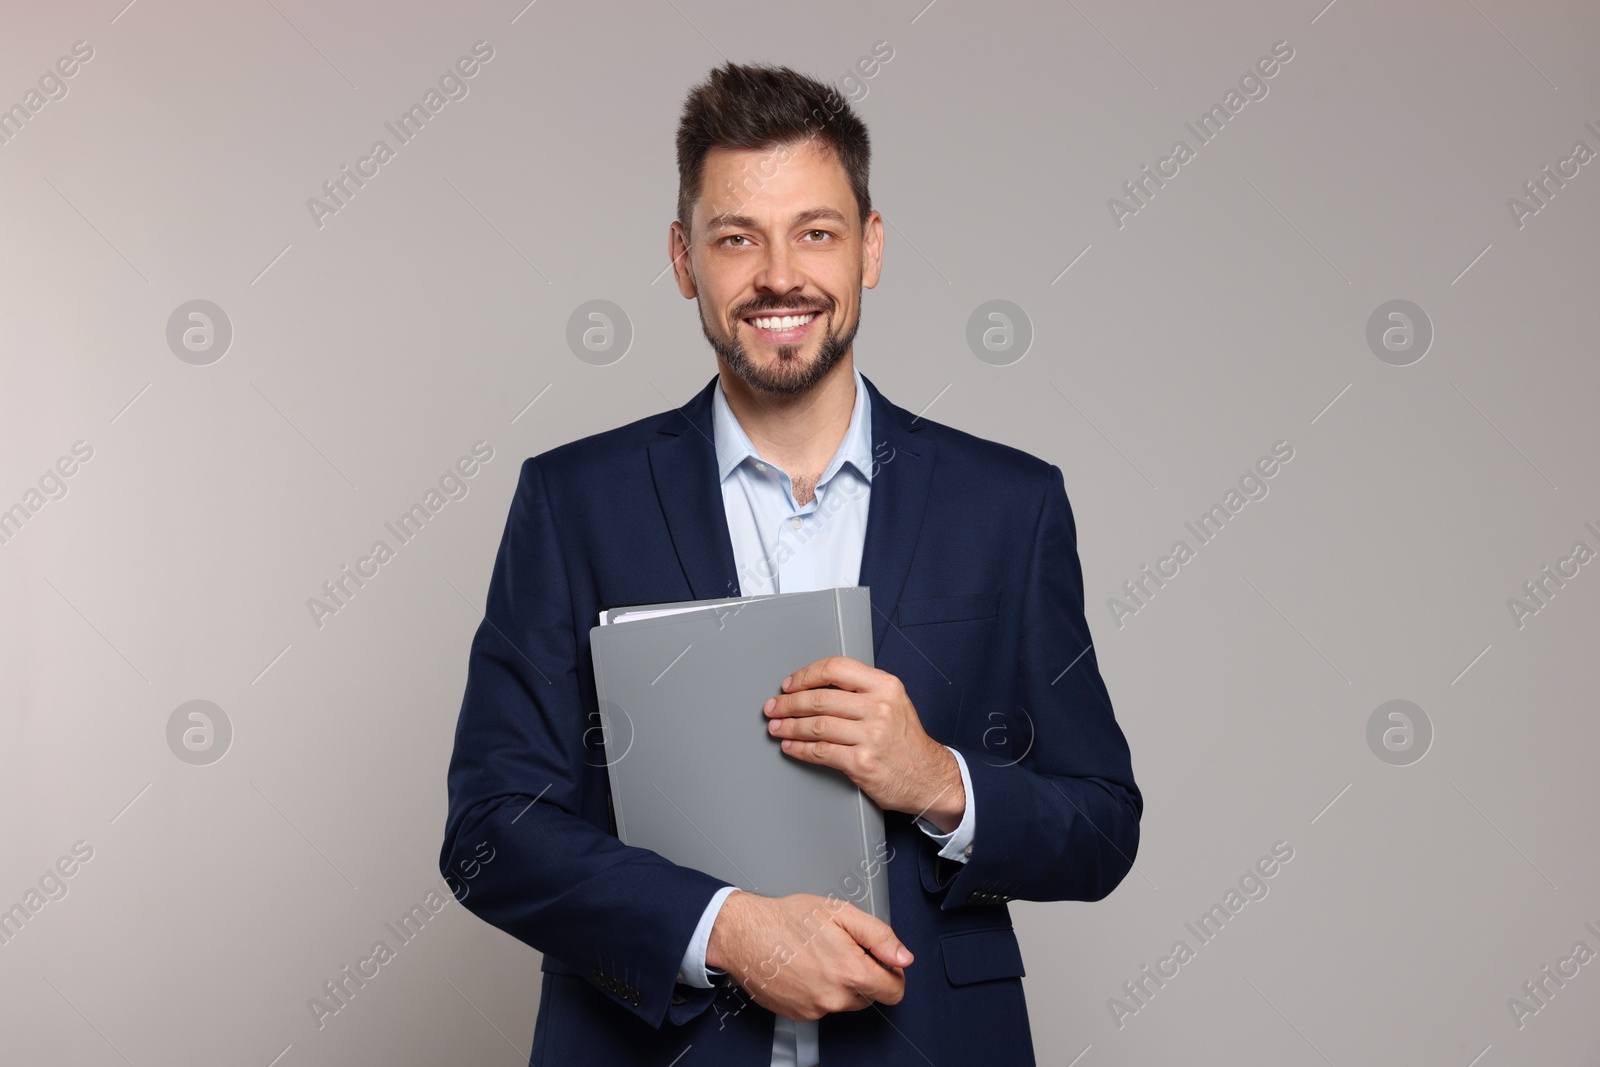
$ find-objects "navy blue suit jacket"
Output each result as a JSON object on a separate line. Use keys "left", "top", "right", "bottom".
{"left": 439, "top": 371, "right": 1141, "bottom": 1066}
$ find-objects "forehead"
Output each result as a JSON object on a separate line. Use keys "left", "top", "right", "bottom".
{"left": 695, "top": 139, "right": 856, "bottom": 227}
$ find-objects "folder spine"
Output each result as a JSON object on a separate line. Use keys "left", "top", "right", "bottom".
{"left": 588, "top": 642, "right": 629, "bottom": 843}
{"left": 836, "top": 586, "right": 890, "bottom": 925}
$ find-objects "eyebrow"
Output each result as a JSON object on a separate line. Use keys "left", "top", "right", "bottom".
{"left": 703, "top": 207, "right": 849, "bottom": 233}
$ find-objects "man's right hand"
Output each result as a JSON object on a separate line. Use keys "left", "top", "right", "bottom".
{"left": 704, "top": 890, "right": 912, "bottom": 1022}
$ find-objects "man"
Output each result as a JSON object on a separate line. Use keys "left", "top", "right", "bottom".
{"left": 440, "top": 62, "right": 1141, "bottom": 1066}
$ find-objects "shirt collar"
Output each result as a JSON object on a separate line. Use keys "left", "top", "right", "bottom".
{"left": 712, "top": 365, "right": 874, "bottom": 486}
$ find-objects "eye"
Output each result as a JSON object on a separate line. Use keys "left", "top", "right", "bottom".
{"left": 803, "top": 229, "right": 831, "bottom": 241}
{"left": 721, "top": 234, "right": 751, "bottom": 247}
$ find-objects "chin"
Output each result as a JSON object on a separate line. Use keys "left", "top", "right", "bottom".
{"left": 705, "top": 317, "right": 853, "bottom": 398}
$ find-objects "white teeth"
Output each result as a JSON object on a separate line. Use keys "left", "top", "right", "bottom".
{"left": 751, "top": 313, "right": 816, "bottom": 331}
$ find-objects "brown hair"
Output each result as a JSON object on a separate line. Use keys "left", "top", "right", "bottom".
{"left": 676, "top": 62, "right": 871, "bottom": 238}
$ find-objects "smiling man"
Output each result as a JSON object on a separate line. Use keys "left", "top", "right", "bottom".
{"left": 440, "top": 62, "right": 1141, "bottom": 1067}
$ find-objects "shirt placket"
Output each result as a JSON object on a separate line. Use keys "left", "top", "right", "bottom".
{"left": 774, "top": 479, "right": 826, "bottom": 594}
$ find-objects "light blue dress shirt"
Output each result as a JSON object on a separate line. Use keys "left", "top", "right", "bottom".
{"left": 673, "top": 365, "right": 976, "bottom": 1067}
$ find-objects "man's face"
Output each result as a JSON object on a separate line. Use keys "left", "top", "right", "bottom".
{"left": 671, "top": 138, "right": 883, "bottom": 396}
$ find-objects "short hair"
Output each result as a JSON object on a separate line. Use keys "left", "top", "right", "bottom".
{"left": 675, "top": 61, "right": 871, "bottom": 238}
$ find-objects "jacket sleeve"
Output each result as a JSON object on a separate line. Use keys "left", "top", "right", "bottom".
{"left": 919, "top": 463, "right": 1142, "bottom": 908}
{"left": 439, "top": 457, "right": 732, "bottom": 1028}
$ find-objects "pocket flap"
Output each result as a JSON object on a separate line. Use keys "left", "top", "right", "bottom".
{"left": 940, "top": 927, "right": 1025, "bottom": 986}
{"left": 540, "top": 954, "right": 579, "bottom": 976}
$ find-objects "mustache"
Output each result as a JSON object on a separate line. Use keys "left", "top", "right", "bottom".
{"left": 734, "top": 299, "right": 832, "bottom": 319}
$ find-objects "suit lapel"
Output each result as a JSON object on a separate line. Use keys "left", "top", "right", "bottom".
{"left": 647, "top": 370, "right": 937, "bottom": 657}
{"left": 855, "top": 373, "right": 936, "bottom": 656}
{"left": 647, "top": 378, "right": 743, "bottom": 602}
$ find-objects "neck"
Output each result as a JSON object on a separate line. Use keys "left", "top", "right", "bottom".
{"left": 718, "top": 354, "right": 857, "bottom": 478}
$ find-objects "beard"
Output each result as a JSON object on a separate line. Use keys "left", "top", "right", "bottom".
{"left": 699, "top": 292, "right": 860, "bottom": 397}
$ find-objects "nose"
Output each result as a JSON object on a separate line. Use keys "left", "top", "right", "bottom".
{"left": 752, "top": 237, "right": 802, "bottom": 296}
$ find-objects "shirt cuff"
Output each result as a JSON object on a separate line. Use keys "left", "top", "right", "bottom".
{"left": 676, "top": 885, "right": 739, "bottom": 988}
{"left": 914, "top": 746, "right": 975, "bottom": 863}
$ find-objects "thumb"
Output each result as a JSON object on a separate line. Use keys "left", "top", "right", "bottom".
{"left": 832, "top": 903, "right": 913, "bottom": 967}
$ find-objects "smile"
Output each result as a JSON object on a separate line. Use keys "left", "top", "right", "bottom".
{"left": 743, "top": 311, "right": 819, "bottom": 343}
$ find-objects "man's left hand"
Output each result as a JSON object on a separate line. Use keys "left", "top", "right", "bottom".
{"left": 764, "top": 656, "right": 965, "bottom": 832}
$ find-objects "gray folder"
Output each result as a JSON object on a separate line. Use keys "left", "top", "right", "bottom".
{"left": 589, "top": 586, "right": 890, "bottom": 923}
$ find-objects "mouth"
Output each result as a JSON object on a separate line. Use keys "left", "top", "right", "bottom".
{"left": 741, "top": 309, "right": 821, "bottom": 345}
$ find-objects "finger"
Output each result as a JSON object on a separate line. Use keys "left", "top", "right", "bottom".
{"left": 845, "top": 968, "right": 905, "bottom": 1008}
{"left": 841, "top": 951, "right": 907, "bottom": 1007}
{"left": 781, "top": 655, "right": 877, "bottom": 697}
{"left": 777, "top": 738, "right": 843, "bottom": 767}
{"left": 832, "top": 904, "right": 914, "bottom": 968}
{"left": 769, "top": 713, "right": 864, "bottom": 745}
{"left": 765, "top": 687, "right": 867, "bottom": 721}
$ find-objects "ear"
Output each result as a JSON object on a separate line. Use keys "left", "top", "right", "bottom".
{"left": 669, "top": 221, "right": 698, "bottom": 298}
{"left": 861, "top": 209, "right": 884, "bottom": 289}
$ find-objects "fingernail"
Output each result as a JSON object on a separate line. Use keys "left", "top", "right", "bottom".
{"left": 781, "top": 739, "right": 792, "bottom": 750}
{"left": 897, "top": 948, "right": 912, "bottom": 964}
{"left": 763, "top": 697, "right": 775, "bottom": 714}
{"left": 781, "top": 675, "right": 792, "bottom": 689}
{"left": 769, "top": 719, "right": 781, "bottom": 733}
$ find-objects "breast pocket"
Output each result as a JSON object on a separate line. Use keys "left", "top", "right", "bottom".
{"left": 894, "top": 589, "right": 1002, "bottom": 627}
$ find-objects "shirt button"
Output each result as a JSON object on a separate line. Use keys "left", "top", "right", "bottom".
{"left": 789, "top": 516, "right": 802, "bottom": 529}
{"left": 964, "top": 844, "right": 974, "bottom": 858}
{"left": 755, "top": 462, "right": 767, "bottom": 471}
